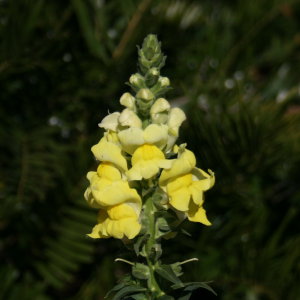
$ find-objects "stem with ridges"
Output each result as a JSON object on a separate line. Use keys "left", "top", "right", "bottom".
{"left": 144, "top": 195, "right": 164, "bottom": 299}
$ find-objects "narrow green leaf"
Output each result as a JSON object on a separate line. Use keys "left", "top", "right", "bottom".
{"left": 172, "top": 282, "right": 217, "bottom": 296}
{"left": 177, "top": 293, "right": 192, "bottom": 300}
{"left": 124, "top": 292, "right": 148, "bottom": 300}
{"left": 155, "top": 265, "right": 183, "bottom": 286}
{"left": 112, "top": 286, "right": 147, "bottom": 300}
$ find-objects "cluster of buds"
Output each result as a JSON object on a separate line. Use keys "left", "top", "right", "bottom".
{"left": 84, "top": 34, "right": 215, "bottom": 298}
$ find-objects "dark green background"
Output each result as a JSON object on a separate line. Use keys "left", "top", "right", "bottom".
{"left": 1, "top": 0, "right": 299, "bottom": 299}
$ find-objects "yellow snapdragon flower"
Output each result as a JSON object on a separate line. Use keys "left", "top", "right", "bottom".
{"left": 85, "top": 163, "right": 141, "bottom": 207}
{"left": 91, "top": 135, "right": 128, "bottom": 172}
{"left": 127, "top": 144, "right": 172, "bottom": 180}
{"left": 88, "top": 203, "right": 141, "bottom": 239}
{"left": 159, "top": 148, "right": 214, "bottom": 225}
{"left": 118, "top": 123, "right": 168, "bottom": 154}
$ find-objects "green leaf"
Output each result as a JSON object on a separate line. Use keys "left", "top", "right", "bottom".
{"left": 157, "top": 295, "right": 175, "bottom": 300}
{"left": 112, "top": 286, "right": 147, "bottom": 300}
{"left": 155, "top": 265, "right": 184, "bottom": 286}
{"left": 105, "top": 282, "right": 126, "bottom": 299}
{"left": 124, "top": 293, "right": 148, "bottom": 300}
{"left": 177, "top": 293, "right": 192, "bottom": 300}
{"left": 172, "top": 282, "right": 217, "bottom": 296}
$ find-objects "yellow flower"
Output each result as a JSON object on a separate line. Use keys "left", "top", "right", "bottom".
{"left": 127, "top": 144, "right": 172, "bottom": 180}
{"left": 118, "top": 108, "right": 142, "bottom": 128}
{"left": 159, "top": 148, "right": 214, "bottom": 225}
{"left": 159, "top": 147, "right": 196, "bottom": 184}
{"left": 166, "top": 107, "right": 186, "bottom": 151}
{"left": 85, "top": 163, "right": 141, "bottom": 207}
{"left": 98, "top": 112, "right": 120, "bottom": 131}
{"left": 118, "top": 124, "right": 168, "bottom": 154}
{"left": 150, "top": 98, "right": 170, "bottom": 124}
{"left": 91, "top": 135, "right": 128, "bottom": 172}
{"left": 88, "top": 203, "right": 141, "bottom": 239}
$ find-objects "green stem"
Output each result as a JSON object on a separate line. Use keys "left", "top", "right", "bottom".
{"left": 144, "top": 196, "right": 164, "bottom": 299}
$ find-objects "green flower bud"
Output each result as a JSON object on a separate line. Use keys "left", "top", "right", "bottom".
{"left": 136, "top": 88, "right": 154, "bottom": 102}
{"left": 158, "top": 76, "right": 170, "bottom": 87}
{"left": 129, "top": 73, "right": 145, "bottom": 91}
{"left": 120, "top": 92, "right": 136, "bottom": 110}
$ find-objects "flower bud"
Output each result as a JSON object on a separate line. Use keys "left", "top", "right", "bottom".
{"left": 136, "top": 88, "right": 154, "bottom": 102}
{"left": 129, "top": 73, "right": 145, "bottom": 89}
{"left": 119, "top": 109, "right": 142, "bottom": 128}
{"left": 120, "top": 92, "right": 136, "bottom": 110}
{"left": 98, "top": 112, "right": 120, "bottom": 131}
{"left": 150, "top": 98, "right": 170, "bottom": 114}
{"left": 158, "top": 76, "right": 170, "bottom": 87}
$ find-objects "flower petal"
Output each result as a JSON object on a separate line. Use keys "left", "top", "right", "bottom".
{"left": 98, "top": 112, "right": 120, "bottom": 131}
{"left": 192, "top": 168, "right": 215, "bottom": 191}
{"left": 187, "top": 205, "right": 211, "bottom": 226}
{"left": 168, "top": 187, "right": 191, "bottom": 211}
{"left": 143, "top": 124, "right": 168, "bottom": 148}
{"left": 94, "top": 181, "right": 141, "bottom": 206}
{"left": 128, "top": 144, "right": 171, "bottom": 180}
{"left": 159, "top": 149, "right": 196, "bottom": 185}
{"left": 118, "top": 108, "right": 142, "bottom": 128}
{"left": 91, "top": 137, "right": 128, "bottom": 171}
{"left": 118, "top": 127, "right": 144, "bottom": 154}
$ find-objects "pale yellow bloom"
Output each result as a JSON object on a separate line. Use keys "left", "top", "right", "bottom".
{"left": 91, "top": 136, "right": 128, "bottom": 171}
{"left": 98, "top": 112, "right": 120, "bottom": 131}
{"left": 166, "top": 107, "right": 186, "bottom": 151}
{"left": 150, "top": 98, "right": 170, "bottom": 124}
{"left": 118, "top": 108, "right": 142, "bottom": 128}
{"left": 118, "top": 124, "right": 168, "bottom": 154}
{"left": 127, "top": 144, "right": 172, "bottom": 180}
{"left": 88, "top": 203, "right": 141, "bottom": 239}
{"left": 85, "top": 163, "right": 141, "bottom": 207}
{"left": 167, "top": 107, "right": 186, "bottom": 136}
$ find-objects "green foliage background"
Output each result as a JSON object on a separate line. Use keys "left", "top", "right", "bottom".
{"left": 1, "top": 0, "right": 299, "bottom": 299}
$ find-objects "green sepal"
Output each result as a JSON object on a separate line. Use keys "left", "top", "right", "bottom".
{"left": 152, "top": 188, "right": 168, "bottom": 208}
{"left": 133, "top": 234, "right": 148, "bottom": 257}
{"left": 169, "top": 263, "right": 183, "bottom": 277}
{"left": 132, "top": 263, "right": 150, "bottom": 280}
{"left": 145, "top": 68, "right": 160, "bottom": 87}
{"left": 154, "top": 243, "right": 162, "bottom": 260}
{"left": 150, "top": 84, "right": 172, "bottom": 98}
{"left": 154, "top": 210, "right": 180, "bottom": 239}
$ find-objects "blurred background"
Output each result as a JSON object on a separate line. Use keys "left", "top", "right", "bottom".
{"left": 1, "top": 0, "right": 300, "bottom": 299}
